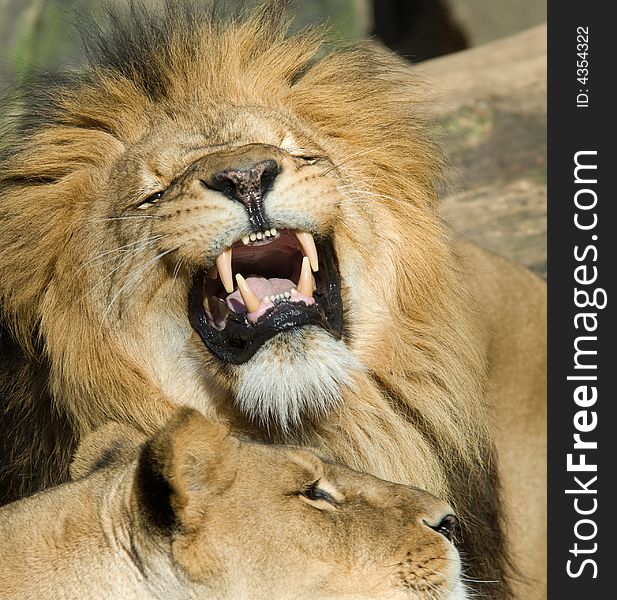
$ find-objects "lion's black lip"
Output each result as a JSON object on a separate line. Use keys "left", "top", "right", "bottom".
{"left": 189, "top": 236, "right": 343, "bottom": 364}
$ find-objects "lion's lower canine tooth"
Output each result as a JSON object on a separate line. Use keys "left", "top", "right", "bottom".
{"left": 295, "top": 231, "right": 319, "bottom": 272}
{"left": 297, "top": 256, "right": 313, "bottom": 297}
{"left": 235, "top": 274, "right": 261, "bottom": 313}
{"left": 216, "top": 248, "right": 234, "bottom": 293}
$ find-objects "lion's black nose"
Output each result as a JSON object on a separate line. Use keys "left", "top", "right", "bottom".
{"left": 206, "top": 159, "right": 279, "bottom": 230}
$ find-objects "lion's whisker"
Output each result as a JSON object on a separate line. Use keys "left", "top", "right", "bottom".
{"left": 339, "top": 186, "right": 406, "bottom": 205}
{"left": 101, "top": 247, "right": 177, "bottom": 323}
{"left": 79, "top": 237, "right": 166, "bottom": 302}
{"left": 73, "top": 236, "right": 165, "bottom": 279}
{"left": 319, "top": 144, "right": 395, "bottom": 177}
{"left": 89, "top": 215, "right": 163, "bottom": 222}
{"left": 171, "top": 257, "right": 185, "bottom": 284}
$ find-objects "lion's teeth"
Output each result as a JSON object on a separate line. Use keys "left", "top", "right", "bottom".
{"left": 235, "top": 274, "right": 261, "bottom": 313}
{"left": 297, "top": 256, "right": 313, "bottom": 298}
{"left": 242, "top": 229, "right": 278, "bottom": 245}
{"left": 216, "top": 248, "right": 234, "bottom": 294}
{"left": 295, "top": 231, "right": 319, "bottom": 272}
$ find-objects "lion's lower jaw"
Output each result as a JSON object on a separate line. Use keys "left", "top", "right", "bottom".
{"left": 233, "top": 326, "right": 362, "bottom": 432}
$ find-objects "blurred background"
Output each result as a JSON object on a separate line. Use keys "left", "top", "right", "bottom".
{"left": 0, "top": 0, "right": 546, "bottom": 84}
{"left": 0, "top": 0, "right": 547, "bottom": 276}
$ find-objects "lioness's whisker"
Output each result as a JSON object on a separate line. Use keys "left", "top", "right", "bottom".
{"left": 460, "top": 576, "right": 500, "bottom": 584}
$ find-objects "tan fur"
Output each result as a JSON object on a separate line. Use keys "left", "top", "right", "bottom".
{"left": 0, "top": 408, "right": 466, "bottom": 599}
{"left": 454, "top": 241, "right": 547, "bottom": 599}
{"left": 0, "top": 3, "right": 545, "bottom": 597}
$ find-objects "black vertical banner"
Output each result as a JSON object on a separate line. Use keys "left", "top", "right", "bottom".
{"left": 548, "top": 2, "right": 614, "bottom": 598}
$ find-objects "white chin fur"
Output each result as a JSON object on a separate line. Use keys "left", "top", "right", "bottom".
{"left": 449, "top": 581, "right": 469, "bottom": 600}
{"left": 234, "top": 326, "right": 362, "bottom": 432}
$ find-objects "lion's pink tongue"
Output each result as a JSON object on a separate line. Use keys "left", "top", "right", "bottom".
{"left": 226, "top": 276, "right": 314, "bottom": 323}
{"left": 226, "top": 276, "right": 292, "bottom": 310}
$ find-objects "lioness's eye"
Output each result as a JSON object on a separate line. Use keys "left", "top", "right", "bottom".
{"left": 301, "top": 480, "right": 337, "bottom": 505}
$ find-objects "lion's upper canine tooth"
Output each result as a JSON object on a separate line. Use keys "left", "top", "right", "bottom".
{"left": 297, "top": 256, "right": 313, "bottom": 298}
{"left": 235, "top": 274, "right": 261, "bottom": 313}
{"left": 216, "top": 248, "right": 234, "bottom": 294}
{"left": 295, "top": 231, "right": 319, "bottom": 272}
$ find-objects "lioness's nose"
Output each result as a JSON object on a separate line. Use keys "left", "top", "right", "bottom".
{"left": 206, "top": 159, "right": 279, "bottom": 230}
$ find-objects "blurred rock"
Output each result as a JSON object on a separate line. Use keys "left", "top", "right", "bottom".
{"left": 448, "top": 0, "right": 547, "bottom": 47}
{"left": 418, "top": 24, "right": 547, "bottom": 277}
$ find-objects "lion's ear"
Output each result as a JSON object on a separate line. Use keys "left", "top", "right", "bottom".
{"left": 70, "top": 421, "right": 147, "bottom": 480}
{"left": 134, "top": 407, "right": 238, "bottom": 532}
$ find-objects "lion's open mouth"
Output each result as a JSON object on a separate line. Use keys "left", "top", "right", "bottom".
{"left": 189, "top": 230, "right": 343, "bottom": 364}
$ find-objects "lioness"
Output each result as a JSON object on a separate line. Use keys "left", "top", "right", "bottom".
{"left": 0, "top": 2, "right": 545, "bottom": 598}
{"left": 0, "top": 408, "right": 465, "bottom": 600}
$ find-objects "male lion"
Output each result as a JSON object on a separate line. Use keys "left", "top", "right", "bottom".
{"left": 0, "top": 2, "right": 546, "bottom": 598}
{"left": 0, "top": 407, "right": 466, "bottom": 599}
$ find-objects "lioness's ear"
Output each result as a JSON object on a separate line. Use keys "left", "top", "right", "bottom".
{"left": 70, "top": 421, "right": 147, "bottom": 480}
{"left": 134, "top": 407, "right": 238, "bottom": 531}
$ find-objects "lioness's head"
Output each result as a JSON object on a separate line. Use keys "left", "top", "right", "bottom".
{"left": 72, "top": 408, "right": 466, "bottom": 599}
{"left": 0, "top": 2, "right": 482, "bottom": 443}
